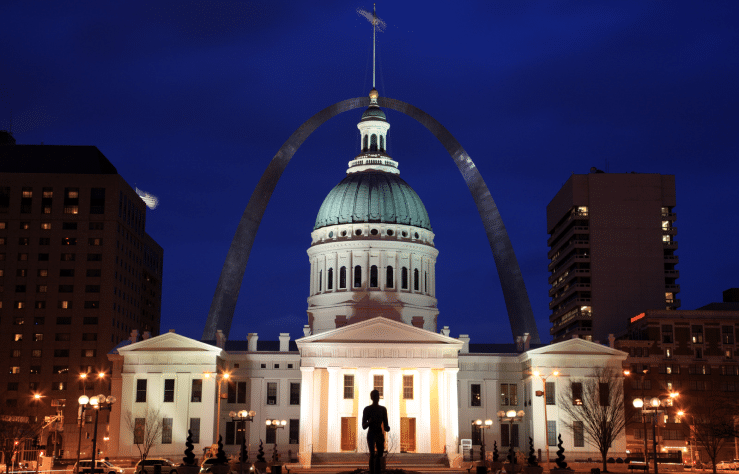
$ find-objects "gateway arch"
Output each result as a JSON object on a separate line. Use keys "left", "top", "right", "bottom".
{"left": 202, "top": 96, "right": 541, "bottom": 344}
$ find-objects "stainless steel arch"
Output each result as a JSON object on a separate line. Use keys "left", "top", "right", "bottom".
{"left": 202, "top": 96, "right": 541, "bottom": 343}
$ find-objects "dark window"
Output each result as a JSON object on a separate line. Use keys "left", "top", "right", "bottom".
{"left": 267, "top": 382, "right": 277, "bottom": 405}
{"left": 547, "top": 420, "right": 557, "bottom": 446}
{"left": 87, "top": 253, "right": 102, "bottom": 261}
{"left": 318, "top": 270, "right": 322, "bottom": 292}
{"left": 38, "top": 237, "right": 49, "bottom": 245}
{"left": 354, "top": 265, "right": 361, "bottom": 288}
{"left": 723, "top": 326, "right": 735, "bottom": 344}
{"left": 136, "top": 379, "right": 147, "bottom": 403}
{"left": 86, "top": 269, "right": 101, "bottom": 277}
{"left": 83, "top": 317, "right": 98, "bottom": 325}
{"left": 363, "top": 135, "right": 368, "bottom": 151}
{"left": 55, "top": 333, "right": 71, "bottom": 341}
{"left": 662, "top": 325, "right": 674, "bottom": 343}
{"left": 546, "top": 382, "right": 556, "bottom": 405}
{"left": 162, "top": 418, "right": 173, "bottom": 444}
{"left": 370, "top": 134, "right": 377, "bottom": 151}
{"left": 572, "top": 382, "right": 583, "bottom": 405}
{"left": 62, "top": 222, "right": 77, "bottom": 230}
{"left": 61, "top": 253, "right": 75, "bottom": 261}
{"left": 15, "top": 285, "right": 26, "bottom": 293}
{"left": 61, "top": 237, "right": 76, "bottom": 246}
{"left": 344, "top": 375, "right": 354, "bottom": 399}
{"left": 237, "top": 381, "right": 246, "bottom": 404}
{"left": 134, "top": 418, "right": 145, "bottom": 444}
{"left": 56, "top": 317, "right": 72, "bottom": 325}
{"left": 164, "top": 379, "right": 175, "bottom": 402}
{"left": 290, "top": 383, "right": 300, "bottom": 405}
{"left": 472, "top": 421, "right": 482, "bottom": 445}
{"left": 289, "top": 419, "right": 299, "bottom": 444}
{"left": 225, "top": 421, "right": 235, "bottom": 445}
{"left": 266, "top": 425, "right": 276, "bottom": 444}
{"left": 339, "top": 266, "right": 346, "bottom": 289}
{"left": 89, "top": 222, "right": 104, "bottom": 230}
{"left": 84, "top": 301, "right": 99, "bottom": 309}
{"left": 58, "top": 284, "right": 74, "bottom": 293}
{"left": 38, "top": 253, "right": 49, "bottom": 261}
{"left": 402, "top": 267, "right": 408, "bottom": 289}
{"left": 471, "top": 384, "right": 481, "bottom": 406}
{"left": 191, "top": 379, "right": 202, "bottom": 402}
{"left": 386, "top": 266, "right": 394, "bottom": 288}
{"left": 370, "top": 265, "right": 378, "bottom": 288}
{"left": 327, "top": 268, "right": 333, "bottom": 290}
{"left": 34, "top": 317, "right": 44, "bottom": 325}
{"left": 0, "top": 187, "right": 9, "bottom": 211}
{"left": 189, "top": 418, "right": 200, "bottom": 443}
{"left": 90, "top": 188, "right": 105, "bottom": 214}
{"left": 82, "top": 333, "right": 97, "bottom": 341}
{"left": 60, "top": 269, "right": 74, "bottom": 277}
{"left": 85, "top": 285, "right": 100, "bottom": 293}
{"left": 574, "top": 421, "right": 584, "bottom": 447}
{"left": 413, "top": 269, "right": 419, "bottom": 291}
{"left": 54, "top": 349, "right": 69, "bottom": 357}
{"left": 599, "top": 382, "right": 609, "bottom": 406}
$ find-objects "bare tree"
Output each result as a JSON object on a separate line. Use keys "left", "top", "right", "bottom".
{"left": 682, "top": 392, "right": 738, "bottom": 474}
{"left": 558, "top": 367, "right": 626, "bottom": 473}
{"left": 0, "top": 401, "right": 41, "bottom": 471}
{"left": 124, "top": 408, "right": 163, "bottom": 462}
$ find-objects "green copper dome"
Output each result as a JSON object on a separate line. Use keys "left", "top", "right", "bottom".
{"left": 361, "top": 106, "right": 387, "bottom": 121}
{"left": 314, "top": 171, "right": 432, "bottom": 231}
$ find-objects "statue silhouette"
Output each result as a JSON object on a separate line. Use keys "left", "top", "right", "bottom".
{"left": 362, "top": 390, "right": 390, "bottom": 474}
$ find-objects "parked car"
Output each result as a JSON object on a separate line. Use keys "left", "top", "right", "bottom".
{"left": 716, "top": 460, "right": 734, "bottom": 470}
{"left": 199, "top": 458, "right": 219, "bottom": 474}
{"left": 135, "top": 459, "right": 178, "bottom": 474}
{"left": 73, "top": 460, "right": 125, "bottom": 474}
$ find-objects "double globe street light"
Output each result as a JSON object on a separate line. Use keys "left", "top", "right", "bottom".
{"left": 472, "top": 419, "right": 493, "bottom": 461}
{"left": 76, "top": 395, "right": 116, "bottom": 474}
{"left": 632, "top": 393, "right": 678, "bottom": 474}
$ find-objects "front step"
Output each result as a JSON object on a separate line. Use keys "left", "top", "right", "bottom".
{"left": 311, "top": 452, "right": 448, "bottom": 467}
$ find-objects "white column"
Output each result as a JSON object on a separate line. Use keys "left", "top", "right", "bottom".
{"left": 357, "top": 368, "right": 370, "bottom": 452}
{"left": 445, "top": 368, "right": 460, "bottom": 454}
{"left": 327, "top": 367, "right": 341, "bottom": 452}
{"left": 418, "top": 368, "right": 432, "bottom": 453}
{"left": 299, "top": 367, "right": 314, "bottom": 466}
{"left": 387, "top": 368, "right": 401, "bottom": 453}
{"left": 249, "top": 378, "right": 263, "bottom": 450}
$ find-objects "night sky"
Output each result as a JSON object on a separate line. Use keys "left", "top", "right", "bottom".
{"left": 3, "top": 2, "right": 738, "bottom": 344}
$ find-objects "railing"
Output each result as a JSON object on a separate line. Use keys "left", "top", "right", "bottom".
{"left": 549, "top": 284, "right": 591, "bottom": 309}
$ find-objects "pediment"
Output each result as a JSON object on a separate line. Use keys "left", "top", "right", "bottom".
{"left": 526, "top": 337, "right": 627, "bottom": 357}
{"left": 296, "top": 317, "right": 463, "bottom": 347}
{"left": 117, "top": 332, "right": 223, "bottom": 354}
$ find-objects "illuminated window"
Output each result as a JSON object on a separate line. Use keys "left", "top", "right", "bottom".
{"left": 501, "top": 383, "right": 518, "bottom": 406}
{"left": 61, "top": 253, "right": 75, "bottom": 261}
{"left": 61, "top": 237, "right": 77, "bottom": 246}
{"left": 11, "top": 350, "right": 21, "bottom": 358}
{"left": 374, "top": 375, "right": 384, "bottom": 398}
{"left": 32, "top": 349, "right": 42, "bottom": 357}
{"left": 692, "top": 325, "right": 704, "bottom": 344}
{"left": 571, "top": 382, "right": 582, "bottom": 405}
{"left": 43, "top": 189, "right": 53, "bottom": 198}
{"left": 471, "top": 383, "right": 481, "bottom": 406}
{"left": 58, "top": 301, "right": 72, "bottom": 309}
{"left": 723, "top": 326, "right": 734, "bottom": 344}
{"left": 82, "top": 349, "right": 96, "bottom": 358}
{"left": 403, "top": 375, "right": 413, "bottom": 399}
{"left": 33, "top": 334, "right": 43, "bottom": 342}
{"left": 267, "top": 382, "right": 277, "bottom": 405}
{"left": 9, "top": 367, "right": 21, "bottom": 374}
{"left": 38, "top": 269, "right": 47, "bottom": 277}
{"left": 41, "top": 222, "right": 51, "bottom": 230}
{"left": 63, "top": 206, "right": 79, "bottom": 214}
{"left": 343, "top": 375, "right": 354, "bottom": 399}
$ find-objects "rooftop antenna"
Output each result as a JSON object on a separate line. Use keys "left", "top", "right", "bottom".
{"left": 357, "top": 4, "right": 386, "bottom": 89}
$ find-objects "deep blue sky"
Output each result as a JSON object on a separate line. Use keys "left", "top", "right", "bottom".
{"left": 3, "top": 2, "right": 738, "bottom": 344}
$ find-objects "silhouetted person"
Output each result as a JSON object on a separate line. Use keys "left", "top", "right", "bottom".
{"left": 362, "top": 390, "right": 389, "bottom": 474}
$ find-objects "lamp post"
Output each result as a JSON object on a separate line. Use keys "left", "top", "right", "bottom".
{"left": 229, "top": 410, "right": 255, "bottom": 474}
{"left": 633, "top": 392, "right": 678, "bottom": 474}
{"left": 472, "top": 419, "right": 493, "bottom": 461}
{"left": 533, "top": 369, "right": 559, "bottom": 466}
{"left": 77, "top": 395, "right": 116, "bottom": 474}
{"left": 266, "top": 420, "right": 286, "bottom": 474}
{"left": 677, "top": 411, "right": 694, "bottom": 471}
{"left": 205, "top": 371, "right": 230, "bottom": 444}
{"left": 498, "top": 410, "right": 525, "bottom": 466}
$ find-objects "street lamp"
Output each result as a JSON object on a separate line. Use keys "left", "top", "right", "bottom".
{"left": 472, "top": 419, "right": 493, "bottom": 461}
{"left": 266, "top": 420, "right": 286, "bottom": 472}
{"left": 229, "top": 410, "right": 256, "bottom": 474}
{"left": 205, "top": 371, "right": 231, "bottom": 443}
{"left": 77, "top": 394, "right": 116, "bottom": 474}
{"left": 498, "top": 410, "right": 525, "bottom": 467}
{"left": 533, "top": 369, "right": 559, "bottom": 466}
{"left": 633, "top": 393, "right": 678, "bottom": 474}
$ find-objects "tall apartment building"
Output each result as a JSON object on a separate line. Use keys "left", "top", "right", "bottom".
{"left": 0, "top": 130, "right": 163, "bottom": 458}
{"left": 547, "top": 169, "right": 678, "bottom": 342}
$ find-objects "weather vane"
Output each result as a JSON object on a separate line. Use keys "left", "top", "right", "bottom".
{"left": 357, "top": 4, "right": 386, "bottom": 89}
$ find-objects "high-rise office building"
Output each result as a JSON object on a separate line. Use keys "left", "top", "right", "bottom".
{"left": 0, "top": 130, "right": 163, "bottom": 457}
{"left": 547, "top": 169, "right": 678, "bottom": 342}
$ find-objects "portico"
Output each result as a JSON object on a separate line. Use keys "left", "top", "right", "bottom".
{"left": 295, "top": 317, "right": 463, "bottom": 465}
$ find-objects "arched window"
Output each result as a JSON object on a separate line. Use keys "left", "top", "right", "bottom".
{"left": 328, "top": 268, "right": 334, "bottom": 290}
{"left": 414, "top": 269, "right": 419, "bottom": 291}
{"left": 339, "top": 266, "right": 346, "bottom": 289}
{"left": 386, "top": 266, "right": 394, "bottom": 288}
{"left": 380, "top": 135, "right": 384, "bottom": 151}
{"left": 363, "top": 135, "right": 368, "bottom": 151}
{"left": 425, "top": 271, "right": 428, "bottom": 293}
{"left": 319, "top": 269, "right": 322, "bottom": 292}
{"left": 354, "top": 265, "right": 362, "bottom": 288}
{"left": 370, "top": 134, "right": 377, "bottom": 152}
{"left": 370, "top": 265, "right": 378, "bottom": 288}
{"left": 401, "top": 267, "right": 408, "bottom": 290}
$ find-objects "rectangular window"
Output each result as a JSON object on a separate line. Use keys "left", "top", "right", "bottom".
{"left": 572, "top": 382, "right": 583, "bottom": 405}
{"left": 266, "top": 426, "right": 276, "bottom": 444}
{"left": 501, "top": 423, "right": 510, "bottom": 447}
{"left": 61, "top": 253, "right": 75, "bottom": 261}
{"left": 191, "top": 379, "right": 202, "bottom": 402}
{"left": 89, "top": 222, "right": 104, "bottom": 230}
{"left": 58, "top": 284, "right": 74, "bottom": 292}
{"left": 90, "top": 188, "right": 105, "bottom": 214}
{"left": 55, "top": 333, "right": 71, "bottom": 341}
{"left": 546, "top": 382, "right": 556, "bottom": 405}
{"left": 81, "top": 349, "right": 96, "bottom": 357}
{"left": 82, "top": 333, "right": 97, "bottom": 341}
{"left": 88, "top": 238, "right": 103, "bottom": 246}
{"left": 30, "top": 366, "right": 40, "bottom": 374}
{"left": 56, "top": 317, "right": 72, "bottom": 325}
{"left": 85, "top": 285, "right": 100, "bottom": 293}
{"left": 33, "top": 334, "right": 43, "bottom": 342}
{"left": 9, "top": 366, "right": 21, "bottom": 374}
{"left": 403, "top": 374, "right": 414, "bottom": 400}
{"left": 11, "top": 349, "right": 21, "bottom": 358}
{"left": 86, "top": 269, "right": 102, "bottom": 277}
{"left": 471, "top": 384, "right": 481, "bottom": 406}
{"left": 374, "top": 375, "right": 384, "bottom": 398}
{"left": 84, "top": 301, "right": 100, "bottom": 309}
{"left": 162, "top": 418, "right": 173, "bottom": 444}
{"left": 36, "top": 285, "right": 48, "bottom": 293}
{"left": 598, "top": 382, "right": 609, "bottom": 406}
{"left": 662, "top": 325, "right": 674, "bottom": 343}
{"left": 54, "top": 349, "right": 69, "bottom": 357}
{"left": 344, "top": 374, "right": 355, "bottom": 399}
{"left": 164, "top": 379, "right": 175, "bottom": 402}
{"left": 723, "top": 326, "right": 735, "bottom": 344}
{"left": 547, "top": 420, "right": 557, "bottom": 446}
{"left": 13, "top": 334, "right": 22, "bottom": 342}
{"left": 136, "top": 379, "right": 147, "bottom": 403}
{"left": 501, "top": 383, "right": 518, "bottom": 406}
{"left": 189, "top": 418, "right": 200, "bottom": 444}
{"left": 471, "top": 421, "right": 482, "bottom": 445}
{"left": 289, "top": 419, "right": 299, "bottom": 444}
{"left": 574, "top": 420, "right": 584, "bottom": 447}
{"left": 290, "top": 382, "right": 300, "bottom": 405}
{"left": 267, "top": 382, "right": 277, "bottom": 405}
{"left": 53, "top": 366, "right": 68, "bottom": 374}
{"left": 38, "top": 253, "right": 48, "bottom": 261}
{"left": 7, "top": 382, "right": 18, "bottom": 391}
{"left": 692, "top": 325, "right": 704, "bottom": 344}
{"left": 87, "top": 253, "right": 102, "bottom": 261}
{"left": 134, "top": 418, "right": 145, "bottom": 444}
{"left": 83, "top": 317, "right": 98, "bottom": 324}
{"left": 225, "top": 421, "right": 235, "bottom": 445}
{"left": 38, "top": 237, "right": 49, "bottom": 245}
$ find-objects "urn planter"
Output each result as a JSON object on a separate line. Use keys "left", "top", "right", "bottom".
{"left": 524, "top": 466, "right": 544, "bottom": 474}
{"left": 178, "top": 466, "right": 200, "bottom": 474}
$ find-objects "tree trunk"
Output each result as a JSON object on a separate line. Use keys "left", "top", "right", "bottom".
{"left": 602, "top": 452, "right": 608, "bottom": 473}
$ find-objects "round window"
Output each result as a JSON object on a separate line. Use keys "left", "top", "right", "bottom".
{"left": 402, "top": 231, "right": 408, "bottom": 237}
{"left": 387, "top": 229, "right": 394, "bottom": 236}
{"left": 355, "top": 229, "right": 362, "bottom": 236}
{"left": 328, "top": 231, "right": 334, "bottom": 238}
{"left": 341, "top": 230, "right": 347, "bottom": 237}
{"left": 414, "top": 232, "right": 419, "bottom": 239}
{"left": 370, "top": 228, "right": 378, "bottom": 235}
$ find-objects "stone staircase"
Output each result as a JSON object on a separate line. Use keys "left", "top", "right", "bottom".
{"left": 311, "top": 452, "right": 449, "bottom": 468}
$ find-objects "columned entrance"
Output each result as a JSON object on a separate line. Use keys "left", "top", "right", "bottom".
{"left": 341, "top": 417, "right": 357, "bottom": 451}
{"left": 400, "top": 417, "right": 416, "bottom": 453}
